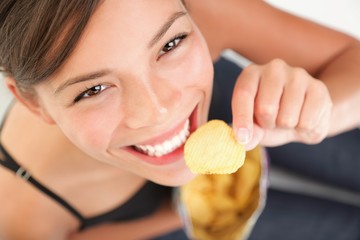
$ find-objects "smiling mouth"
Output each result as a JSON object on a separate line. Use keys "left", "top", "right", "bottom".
{"left": 132, "top": 119, "right": 190, "bottom": 157}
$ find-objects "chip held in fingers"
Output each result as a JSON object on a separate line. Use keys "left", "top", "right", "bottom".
{"left": 184, "top": 119, "right": 246, "bottom": 174}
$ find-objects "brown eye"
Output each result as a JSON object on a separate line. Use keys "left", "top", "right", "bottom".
{"left": 159, "top": 34, "right": 187, "bottom": 56}
{"left": 74, "top": 84, "right": 108, "bottom": 103}
{"left": 85, "top": 85, "right": 102, "bottom": 97}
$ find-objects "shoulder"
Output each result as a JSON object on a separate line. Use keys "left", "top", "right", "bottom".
{"left": 0, "top": 103, "right": 79, "bottom": 238}
{"left": 1, "top": 102, "right": 77, "bottom": 169}
{"left": 0, "top": 172, "right": 75, "bottom": 239}
{"left": 1, "top": 101, "right": 62, "bottom": 148}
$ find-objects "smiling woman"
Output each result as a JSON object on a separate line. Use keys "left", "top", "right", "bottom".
{"left": 0, "top": 0, "right": 213, "bottom": 239}
{"left": 1, "top": 0, "right": 360, "bottom": 239}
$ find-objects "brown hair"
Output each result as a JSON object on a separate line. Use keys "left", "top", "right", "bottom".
{"left": 0, "top": 0, "right": 187, "bottom": 92}
{"left": 0, "top": 0, "right": 100, "bottom": 91}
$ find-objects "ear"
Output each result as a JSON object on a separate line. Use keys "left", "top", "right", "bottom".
{"left": 5, "top": 77, "right": 56, "bottom": 124}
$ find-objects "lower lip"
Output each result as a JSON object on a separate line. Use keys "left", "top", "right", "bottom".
{"left": 126, "top": 107, "right": 198, "bottom": 166}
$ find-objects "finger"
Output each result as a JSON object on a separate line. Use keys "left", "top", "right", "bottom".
{"left": 232, "top": 64, "right": 260, "bottom": 145}
{"left": 277, "top": 68, "right": 308, "bottom": 128}
{"left": 297, "top": 81, "right": 331, "bottom": 135}
{"left": 244, "top": 123, "right": 264, "bottom": 150}
{"left": 254, "top": 59, "right": 287, "bottom": 129}
{"left": 296, "top": 97, "right": 332, "bottom": 144}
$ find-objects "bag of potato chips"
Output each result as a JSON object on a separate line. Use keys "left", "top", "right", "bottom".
{"left": 176, "top": 129, "right": 268, "bottom": 240}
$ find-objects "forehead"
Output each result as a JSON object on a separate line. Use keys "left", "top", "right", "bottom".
{"left": 52, "top": 0, "right": 186, "bottom": 80}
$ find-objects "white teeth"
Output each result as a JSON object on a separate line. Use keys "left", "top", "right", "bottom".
{"left": 134, "top": 119, "right": 190, "bottom": 157}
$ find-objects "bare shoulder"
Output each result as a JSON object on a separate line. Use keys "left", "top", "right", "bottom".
{"left": 1, "top": 101, "right": 64, "bottom": 151}
{"left": 0, "top": 171, "right": 75, "bottom": 240}
{"left": 0, "top": 102, "right": 78, "bottom": 239}
{"left": 0, "top": 102, "right": 75, "bottom": 170}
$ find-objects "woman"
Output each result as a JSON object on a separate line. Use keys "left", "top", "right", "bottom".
{"left": 0, "top": 0, "right": 359, "bottom": 239}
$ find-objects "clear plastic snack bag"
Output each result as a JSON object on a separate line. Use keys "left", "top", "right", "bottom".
{"left": 175, "top": 146, "right": 268, "bottom": 240}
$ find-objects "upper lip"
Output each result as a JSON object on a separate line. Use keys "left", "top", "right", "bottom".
{"left": 133, "top": 118, "right": 189, "bottom": 147}
{"left": 131, "top": 106, "right": 196, "bottom": 147}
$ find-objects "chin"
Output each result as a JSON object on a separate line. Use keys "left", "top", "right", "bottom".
{"left": 148, "top": 163, "right": 197, "bottom": 187}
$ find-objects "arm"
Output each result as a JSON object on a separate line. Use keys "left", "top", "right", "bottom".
{"left": 189, "top": 0, "right": 360, "bottom": 145}
{"left": 69, "top": 200, "right": 183, "bottom": 240}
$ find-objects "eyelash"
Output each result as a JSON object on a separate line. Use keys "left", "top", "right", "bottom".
{"left": 73, "top": 34, "right": 188, "bottom": 103}
{"left": 159, "top": 33, "right": 188, "bottom": 57}
{"left": 74, "top": 84, "right": 109, "bottom": 103}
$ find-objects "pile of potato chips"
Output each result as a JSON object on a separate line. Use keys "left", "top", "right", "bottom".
{"left": 179, "top": 146, "right": 265, "bottom": 240}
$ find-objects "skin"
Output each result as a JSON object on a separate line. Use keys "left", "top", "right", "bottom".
{"left": 15, "top": 0, "right": 214, "bottom": 187}
{"left": 1, "top": 0, "right": 360, "bottom": 239}
{"left": 188, "top": 0, "right": 360, "bottom": 146}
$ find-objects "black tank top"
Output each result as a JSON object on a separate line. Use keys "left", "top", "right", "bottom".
{"left": 0, "top": 143, "right": 171, "bottom": 230}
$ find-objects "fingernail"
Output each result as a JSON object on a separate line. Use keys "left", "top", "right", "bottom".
{"left": 236, "top": 128, "right": 250, "bottom": 144}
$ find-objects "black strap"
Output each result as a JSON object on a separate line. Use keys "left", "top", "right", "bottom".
{"left": 0, "top": 144, "right": 86, "bottom": 224}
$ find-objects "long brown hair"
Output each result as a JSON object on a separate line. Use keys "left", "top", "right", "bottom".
{"left": 0, "top": 0, "right": 100, "bottom": 91}
{"left": 0, "top": 0, "right": 188, "bottom": 92}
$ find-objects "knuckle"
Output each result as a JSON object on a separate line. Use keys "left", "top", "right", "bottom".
{"left": 256, "top": 104, "right": 278, "bottom": 119}
{"left": 292, "top": 67, "right": 308, "bottom": 79}
{"left": 297, "top": 121, "right": 316, "bottom": 132}
{"left": 297, "top": 128, "right": 326, "bottom": 144}
{"left": 269, "top": 58, "right": 286, "bottom": 68}
{"left": 306, "top": 130, "right": 326, "bottom": 144}
{"left": 243, "top": 63, "right": 259, "bottom": 74}
{"left": 277, "top": 116, "right": 297, "bottom": 128}
{"left": 310, "top": 80, "right": 328, "bottom": 95}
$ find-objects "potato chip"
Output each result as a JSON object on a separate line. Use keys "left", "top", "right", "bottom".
{"left": 209, "top": 193, "right": 236, "bottom": 212}
{"left": 234, "top": 158, "right": 261, "bottom": 211}
{"left": 184, "top": 119, "right": 245, "bottom": 174}
{"left": 179, "top": 146, "right": 264, "bottom": 240}
{"left": 211, "top": 212, "right": 239, "bottom": 231}
{"left": 182, "top": 191, "right": 215, "bottom": 226}
{"left": 212, "top": 174, "right": 234, "bottom": 194}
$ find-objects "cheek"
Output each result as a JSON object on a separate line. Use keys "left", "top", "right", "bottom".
{"left": 56, "top": 99, "right": 123, "bottom": 155}
{"left": 171, "top": 31, "right": 214, "bottom": 94}
{"left": 183, "top": 30, "right": 214, "bottom": 103}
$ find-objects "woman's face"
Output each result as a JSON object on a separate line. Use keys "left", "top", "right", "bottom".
{"left": 34, "top": 0, "right": 213, "bottom": 186}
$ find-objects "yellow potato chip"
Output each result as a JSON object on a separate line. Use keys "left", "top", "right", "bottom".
{"left": 210, "top": 212, "right": 239, "bottom": 231}
{"left": 180, "top": 146, "right": 264, "bottom": 240}
{"left": 184, "top": 119, "right": 246, "bottom": 174}
{"left": 234, "top": 159, "right": 261, "bottom": 211}
{"left": 182, "top": 191, "right": 215, "bottom": 226}
{"left": 212, "top": 174, "right": 234, "bottom": 194}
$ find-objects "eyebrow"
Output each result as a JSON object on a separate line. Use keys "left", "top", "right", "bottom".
{"left": 148, "top": 11, "right": 187, "bottom": 48}
{"left": 54, "top": 70, "right": 110, "bottom": 95}
{"left": 55, "top": 11, "right": 187, "bottom": 95}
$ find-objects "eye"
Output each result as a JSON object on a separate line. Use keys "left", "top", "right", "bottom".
{"left": 74, "top": 84, "right": 109, "bottom": 103}
{"left": 159, "top": 34, "right": 187, "bottom": 56}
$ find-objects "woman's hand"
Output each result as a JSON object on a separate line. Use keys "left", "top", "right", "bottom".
{"left": 232, "top": 59, "right": 333, "bottom": 150}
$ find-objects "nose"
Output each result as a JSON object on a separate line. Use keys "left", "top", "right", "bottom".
{"left": 123, "top": 79, "right": 181, "bottom": 129}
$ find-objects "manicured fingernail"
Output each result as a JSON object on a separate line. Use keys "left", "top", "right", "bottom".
{"left": 236, "top": 128, "right": 250, "bottom": 144}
